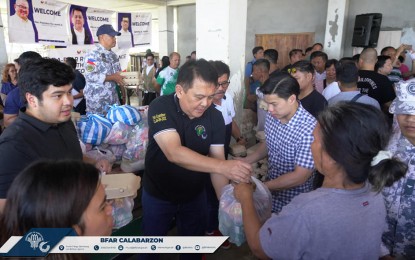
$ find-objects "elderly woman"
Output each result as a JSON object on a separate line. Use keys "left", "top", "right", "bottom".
{"left": 1, "top": 63, "right": 18, "bottom": 105}
{"left": 235, "top": 102, "right": 406, "bottom": 259}
{"left": 0, "top": 160, "right": 113, "bottom": 243}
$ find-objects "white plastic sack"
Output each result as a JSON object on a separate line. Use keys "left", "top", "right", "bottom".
{"left": 218, "top": 176, "right": 272, "bottom": 246}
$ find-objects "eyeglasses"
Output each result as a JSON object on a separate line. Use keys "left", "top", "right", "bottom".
{"left": 287, "top": 68, "right": 297, "bottom": 74}
{"left": 16, "top": 4, "right": 28, "bottom": 10}
{"left": 218, "top": 80, "right": 230, "bottom": 87}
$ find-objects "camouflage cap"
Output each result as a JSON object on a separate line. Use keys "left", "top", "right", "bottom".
{"left": 389, "top": 79, "right": 415, "bottom": 114}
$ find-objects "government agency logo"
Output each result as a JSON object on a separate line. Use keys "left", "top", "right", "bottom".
{"left": 25, "top": 232, "right": 50, "bottom": 253}
{"left": 407, "top": 82, "right": 415, "bottom": 95}
{"left": 195, "top": 125, "right": 207, "bottom": 139}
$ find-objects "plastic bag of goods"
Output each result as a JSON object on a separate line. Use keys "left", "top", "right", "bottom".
{"left": 218, "top": 176, "right": 272, "bottom": 246}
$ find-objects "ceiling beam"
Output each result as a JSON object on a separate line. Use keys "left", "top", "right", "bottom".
{"left": 167, "top": 0, "right": 196, "bottom": 6}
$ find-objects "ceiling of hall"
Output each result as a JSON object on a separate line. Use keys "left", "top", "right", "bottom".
{"left": 0, "top": 0, "right": 195, "bottom": 11}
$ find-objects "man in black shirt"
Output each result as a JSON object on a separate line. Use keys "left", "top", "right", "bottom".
{"left": 357, "top": 48, "right": 396, "bottom": 121}
{"left": 142, "top": 59, "right": 252, "bottom": 260}
{"left": 0, "top": 58, "right": 111, "bottom": 212}
{"left": 291, "top": 60, "right": 327, "bottom": 118}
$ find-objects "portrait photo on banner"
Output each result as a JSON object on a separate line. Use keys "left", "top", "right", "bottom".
{"left": 69, "top": 5, "right": 93, "bottom": 45}
{"left": 8, "top": 0, "right": 38, "bottom": 43}
{"left": 117, "top": 13, "right": 134, "bottom": 49}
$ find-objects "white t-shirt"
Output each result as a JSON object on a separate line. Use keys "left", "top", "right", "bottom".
{"left": 146, "top": 64, "right": 154, "bottom": 75}
{"left": 314, "top": 70, "right": 326, "bottom": 94}
{"left": 214, "top": 94, "right": 235, "bottom": 125}
{"left": 117, "top": 29, "right": 133, "bottom": 49}
{"left": 8, "top": 15, "right": 35, "bottom": 43}
{"left": 322, "top": 81, "right": 340, "bottom": 101}
{"left": 73, "top": 27, "right": 85, "bottom": 45}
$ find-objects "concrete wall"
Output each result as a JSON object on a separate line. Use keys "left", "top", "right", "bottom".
{"left": 245, "top": 0, "right": 328, "bottom": 62}
{"left": 344, "top": 0, "right": 415, "bottom": 56}
{"left": 175, "top": 1, "right": 415, "bottom": 67}
{"left": 176, "top": 4, "right": 196, "bottom": 59}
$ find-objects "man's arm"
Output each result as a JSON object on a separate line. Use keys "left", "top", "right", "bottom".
{"left": 152, "top": 75, "right": 163, "bottom": 94}
{"left": 208, "top": 145, "right": 229, "bottom": 198}
{"left": 83, "top": 155, "right": 112, "bottom": 174}
{"left": 154, "top": 130, "right": 252, "bottom": 183}
{"left": 265, "top": 166, "right": 313, "bottom": 191}
{"left": 237, "top": 141, "right": 268, "bottom": 164}
{"left": 234, "top": 182, "right": 270, "bottom": 259}
{"left": 105, "top": 72, "right": 125, "bottom": 87}
{"left": 231, "top": 119, "right": 247, "bottom": 145}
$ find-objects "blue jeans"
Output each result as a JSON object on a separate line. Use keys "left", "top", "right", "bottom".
{"left": 140, "top": 188, "right": 207, "bottom": 260}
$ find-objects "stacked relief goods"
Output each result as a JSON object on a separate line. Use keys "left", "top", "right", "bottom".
{"left": 77, "top": 104, "right": 149, "bottom": 173}
{"left": 76, "top": 104, "right": 148, "bottom": 229}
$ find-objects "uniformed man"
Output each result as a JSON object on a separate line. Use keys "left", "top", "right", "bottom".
{"left": 84, "top": 24, "right": 125, "bottom": 115}
{"left": 382, "top": 79, "right": 415, "bottom": 258}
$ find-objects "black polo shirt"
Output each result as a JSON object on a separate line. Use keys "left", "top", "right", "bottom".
{"left": 0, "top": 111, "right": 83, "bottom": 198}
{"left": 144, "top": 94, "right": 225, "bottom": 203}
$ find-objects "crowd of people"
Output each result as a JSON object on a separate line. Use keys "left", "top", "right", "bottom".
{"left": 1, "top": 24, "right": 415, "bottom": 259}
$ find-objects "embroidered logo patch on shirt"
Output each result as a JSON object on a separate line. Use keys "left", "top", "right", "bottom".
{"left": 152, "top": 113, "right": 167, "bottom": 123}
{"left": 195, "top": 125, "right": 207, "bottom": 139}
{"left": 86, "top": 58, "right": 97, "bottom": 72}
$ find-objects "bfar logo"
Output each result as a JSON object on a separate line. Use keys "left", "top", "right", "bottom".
{"left": 25, "top": 232, "right": 50, "bottom": 253}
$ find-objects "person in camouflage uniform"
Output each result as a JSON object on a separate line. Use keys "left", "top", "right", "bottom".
{"left": 382, "top": 79, "right": 415, "bottom": 259}
{"left": 84, "top": 24, "right": 125, "bottom": 115}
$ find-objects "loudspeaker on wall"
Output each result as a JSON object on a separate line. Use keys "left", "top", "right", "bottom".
{"left": 352, "top": 13, "right": 382, "bottom": 47}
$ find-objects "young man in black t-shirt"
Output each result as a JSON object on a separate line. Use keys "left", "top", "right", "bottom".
{"left": 290, "top": 60, "right": 327, "bottom": 118}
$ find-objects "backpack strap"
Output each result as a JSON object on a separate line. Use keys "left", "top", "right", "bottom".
{"left": 350, "top": 93, "right": 363, "bottom": 102}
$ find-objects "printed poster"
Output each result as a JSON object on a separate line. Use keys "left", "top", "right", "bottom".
{"left": 8, "top": 0, "right": 38, "bottom": 43}
{"left": 85, "top": 7, "right": 114, "bottom": 43}
{"left": 68, "top": 5, "right": 93, "bottom": 45}
{"left": 117, "top": 13, "right": 133, "bottom": 49}
{"left": 8, "top": 0, "right": 69, "bottom": 45}
{"left": 131, "top": 12, "right": 151, "bottom": 46}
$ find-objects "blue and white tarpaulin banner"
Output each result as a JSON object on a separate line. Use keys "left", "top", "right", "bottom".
{"left": 86, "top": 8, "right": 114, "bottom": 44}
{"left": 117, "top": 13, "right": 134, "bottom": 49}
{"left": 8, "top": 0, "right": 38, "bottom": 43}
{"left": 131, "top": 12, "right": 151, "bottom": 46}
{"left": 48, "top": 45, "right": 130, "bottom": 72}
{"left": 8, "top": 0, "right": 69, "bottom": 45}
{"left": 1, "top": 230, "right": 228, "bottom": 256}
{"left": 48, "top": 45, "right": 95, "bottom": 73}
{"left": 7, "top": 0, "right": 151, "bottom": 47}
{"left": 32, "top": 0, "right": 69, "bottom": 45}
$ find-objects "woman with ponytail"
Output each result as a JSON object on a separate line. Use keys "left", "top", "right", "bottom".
{"left": 234, "top": 102, "right": 406, "bottom": 260}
